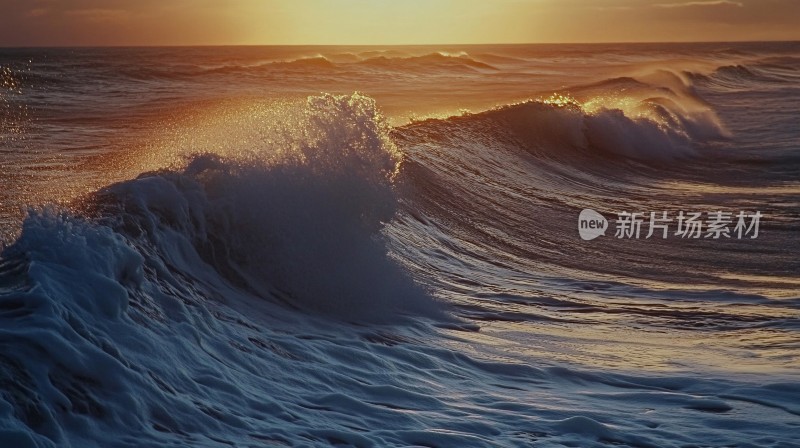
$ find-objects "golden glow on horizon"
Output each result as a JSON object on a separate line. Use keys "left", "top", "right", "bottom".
{"left": 0, "top": 0, "right": 799, "bottom": 46}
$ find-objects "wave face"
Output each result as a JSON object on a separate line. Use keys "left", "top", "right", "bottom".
{"left": 89, "top": 94, "right": 437, "bottom": 321}
{"left": 1, "top": 44, "right": 800, "bottom": 447}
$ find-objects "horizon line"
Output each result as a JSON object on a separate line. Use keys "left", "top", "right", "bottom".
{"left": 1, "top": 39, "right": 799, "bottom": 49}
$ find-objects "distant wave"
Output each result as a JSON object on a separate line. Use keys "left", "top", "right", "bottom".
{"left": 398, "top": 74, "right": 728, "bottom": 162}
{"left": 471, "top": 52, "right": 529, "bottom": 65}
{"left": 261, "top": 56, "right": 336, "bottom": 70}
{"left": 357, "top": 52, "right": 497, "bottom": 71}
{"left": 198, "top": 56, "right": 336, "bottom": 76}
{"left": 753, "top": 55, "right": 800, "bottom": 70}
{"left": 118, "top": 53, "right": 498, "bottom": 80}
{"left": 179, "top": 53, "right": 497, "bottom": 78}
{"left": 688, "top": 60, "right": 800, "bottom": 90}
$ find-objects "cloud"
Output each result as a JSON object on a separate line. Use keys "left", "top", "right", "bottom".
{"left": 655, "top": 0, "right": 743, "bottom": 7}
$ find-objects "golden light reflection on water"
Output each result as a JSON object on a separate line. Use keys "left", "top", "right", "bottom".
{"left": 0, "top": 97, "right": 285, "bottom": 241}
{"left": 658, "top": 180, "right": 800, "bottom": 196}
{"left": 442, "top": 318, "right": 799, "bottom": 376}
{"left": 711, "top": 273, "right": 800, "bottom": 300}
{"left": 541, "top": 93, "right": 581, "bottom": 108}
{"left": 24, "top": 97, "right": 300, "bottom": 206}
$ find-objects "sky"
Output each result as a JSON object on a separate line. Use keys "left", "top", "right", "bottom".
{"left": 0, "top": 0, "right": 798, "bottom": 46}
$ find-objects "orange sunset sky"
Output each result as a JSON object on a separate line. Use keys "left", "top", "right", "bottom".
{"left": 1, "top": 0, "right": 799, "bottom": 46}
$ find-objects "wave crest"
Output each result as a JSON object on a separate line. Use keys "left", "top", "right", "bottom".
{"left": 8, "top": 93, "right": 436, "bottom": 323}
{"left": 400, "top": 76, "right": 729, "bottom": 163}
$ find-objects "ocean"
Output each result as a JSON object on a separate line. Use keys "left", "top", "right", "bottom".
{"left": 0, "top": 43, "right": 798, "bottom": 447}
